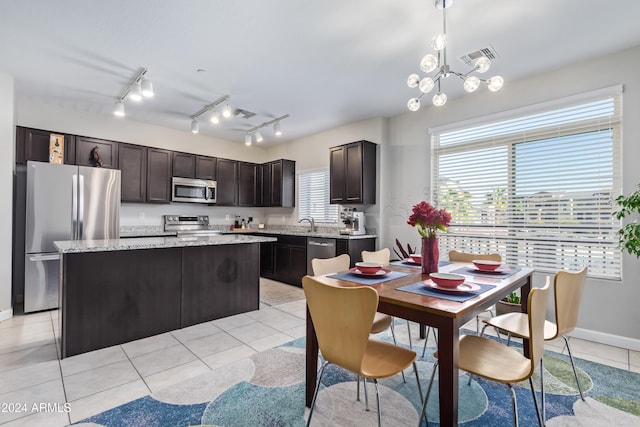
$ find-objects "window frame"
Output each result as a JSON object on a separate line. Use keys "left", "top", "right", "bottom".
{"left": 297, "top": 168, "right": 339, "bottom": 224}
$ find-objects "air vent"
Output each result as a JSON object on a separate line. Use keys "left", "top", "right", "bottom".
{"left": 233, "top": 108, "right": 256, "bottom": 119}
{"left": 459, "top": 45, "right": 499, "bottom": 68}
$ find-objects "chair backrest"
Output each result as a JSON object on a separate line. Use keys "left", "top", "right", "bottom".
{"left": 527, "top": 277, "right": 552, "bottom": 372}
{"left": 302, "top": 275, "right": 377, "bottom": 373}
{"left": 311, "top": 254, "right": 351, "bottom": 276}
{"left": 448, "top": 250, "right": 502, "bottom": 263}
{"left": 553, "top": 267, "right": 588, "bottom": 338}
{"left": 361, "top": 248, "right": 391, "bottom": 265}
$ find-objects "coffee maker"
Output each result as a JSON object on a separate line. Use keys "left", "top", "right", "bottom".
{"left": 340, "top": 207, "right": 366, "bottom": 235}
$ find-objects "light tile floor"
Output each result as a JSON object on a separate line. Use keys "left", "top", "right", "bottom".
{"left": 0, "top": 280, "right": 637, "bottom": 426}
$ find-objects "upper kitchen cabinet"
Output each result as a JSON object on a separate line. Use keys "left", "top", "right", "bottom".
{"left": 119, "top": 144, "right": 147, "bottom": 203}
{"left": 330, "top": 140, "right": 376, "bottom": 204}
{"left": 16, "top": 127, "right": 76, "bottom": 165}
{"left": 195, "top": 155, "right": 217, "bottom": 180}
{"left": 172, "top": 152, "right": 195, "bottom": 178}
{"left": 268, "top": 159, "right": 295, "bottom": 207}
{"left": 146, "top": 148, "right": 172, "bottom": 203}
{"left": 238, "top": 162, "right": 258, "bottom": 207}
{"left": 215, "top": 158, "right": 238, "bottom": 206}
{"left": 75, "top": 136, "right": 119, "bottom": 169}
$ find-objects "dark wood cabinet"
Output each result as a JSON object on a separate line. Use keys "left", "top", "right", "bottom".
{"left": 119, "top": 143, "right": 147, "bottom": 203}
{"left": 330, "top": 140, "right": 376, "bottom": 204}
{"left": 336, "top": 238, "right": 376, "bottom": 267}
{"left": 238, "top": 162, "right": 258, "bottom": 206}
{"left": 146, "top": 148, "right": 172, "bottom": 203}
{"left": 172, "top": 152, "right": 195, "bottom": 178}
{"left": 195, "top": 155, "right": 217, "bottom": 180}
{"left": 16, "top": 127, "right": 76, "bottom": 165}
{"left": 258, "top": 159, "right": 295, "bottom": 207}
{"left": 216, "top": 158, "right": 238, "bottom": 206}
{"left": 75, "top": 136, "right": 119, "bottom": 169}
{"left": 260, "top": 234, "right": 307, "bottom": 286}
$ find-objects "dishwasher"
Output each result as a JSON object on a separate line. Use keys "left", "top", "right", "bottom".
{"left": 307, "top": 238, "right": 337, "bottom": 274}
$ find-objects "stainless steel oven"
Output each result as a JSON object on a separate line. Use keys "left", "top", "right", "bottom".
{"left": 172, "top": 177, "right": 216, "bottom": 204}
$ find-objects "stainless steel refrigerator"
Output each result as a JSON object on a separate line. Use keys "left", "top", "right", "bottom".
{"left": 24, "top": 161, "right": 121, "bottom": 313}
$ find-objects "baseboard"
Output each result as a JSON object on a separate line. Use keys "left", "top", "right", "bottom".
{"left": 571, "top": 327, "right": 640, "bottom": 352}
{"left": 0, "top": 308, "right": 13, "bottom": 322}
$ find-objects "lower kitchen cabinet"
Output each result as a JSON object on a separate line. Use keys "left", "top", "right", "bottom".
{"left": 336, "top": 238, "right": 376, "bottom": 267}
{"left": 260, "top": 234, "right": 307, "bottom": 286}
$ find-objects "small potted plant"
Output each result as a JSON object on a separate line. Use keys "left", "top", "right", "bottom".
{"left": 496, "top": 291, "right": 521, "bottom": 316}
{"left": 615, "top": 184, "right": 640, "bottom": 258}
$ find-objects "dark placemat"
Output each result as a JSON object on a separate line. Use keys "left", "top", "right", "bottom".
{"left": 396, "top": 281, "right": 495, "bottom": 302}
{"left": 326, "top": 270, "right": 409, "bottom": 285}
{"left": 390, "top": 260, "right": 452, "bottom": 269}
{"left": 450, "top": 266, "right": 522, "bottom": 279}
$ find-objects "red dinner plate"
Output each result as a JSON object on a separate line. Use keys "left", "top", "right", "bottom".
{"left": 349, "top": 267, "right": 391, "bottom": 277}
{"left": 423, "top": 280, "right": 481, "bottom": 293}
{"left": 468, "top": 266, "right": 510, "bottom": 274}
{"left": 403, "top": 258, "right": 421, "bottom": 265}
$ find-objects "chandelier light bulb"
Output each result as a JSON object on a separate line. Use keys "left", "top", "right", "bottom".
{"left": 463, "top": 75, "right": 481, "bottom": 93}
{"left": 431, "top": 33, "right": 447, "bottom": 51}
{"left": 407, "top": 74, "right": 420, "bottom": 88}
{"left": 407, "top": 98, "right": 421, "bottom": 112}
{"left": 433, "top": 92, "right": 447, "bottom": 107}
{"left": 487, "top": 75, "right": 504, "bottom": 92}
{"left": 419, "top": 77, "right": 435, "bottom": 93}
{"left": 474, "top": 57, "right": 491, "bottom": 73}
{"left": 420, "top": 54, "right": 438, "bottom": 73}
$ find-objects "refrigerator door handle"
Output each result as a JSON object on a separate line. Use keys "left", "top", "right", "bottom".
{"left": 72, "top": 174, "right": 78, "bottom": 240}
{"left": 78, "top": 174, "right": 85, "bottom": 240}
{"left": 29, "top": 254, "right": 61, "bottom": 262}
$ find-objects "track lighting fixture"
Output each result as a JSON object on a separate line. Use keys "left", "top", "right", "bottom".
{"left": 210, "top": 110, "right": 221, "bottom": 125}
{"left": 112, "top": 67, "right": 153, "bottom": 117}
{"left": 246, "top": 114, "right": 289, "bottom": 143}
{"left": 190, "top": 119, "right": 199, "bottom": 134}
{"left": 188, "top": 95, "right": 230, "bottom": 132}
{"left": 245, "top": 133, "right": 252, "bottom": 146}
{"left": 222, "top": 104, "right": 232, "bottom": 119}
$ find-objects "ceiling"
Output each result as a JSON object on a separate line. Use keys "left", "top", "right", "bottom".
{"left": 2, "top": 0, "right": 640, "bottom": 145}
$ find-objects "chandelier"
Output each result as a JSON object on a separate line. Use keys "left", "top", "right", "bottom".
{"left": 407, "top": 0, "right": 504, "bottom": 110}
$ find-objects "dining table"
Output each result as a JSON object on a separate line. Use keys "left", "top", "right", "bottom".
{"left": 305, "top": 260, "right": 535, "bottom": 427}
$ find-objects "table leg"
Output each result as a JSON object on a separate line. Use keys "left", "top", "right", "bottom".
{"left": 306, "top": 305, "right": 318, "bottom": 407}
{"left": 437, "top": 320, "right": 459, "bottom": 427}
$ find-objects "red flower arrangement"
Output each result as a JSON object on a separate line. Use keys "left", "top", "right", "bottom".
{"left": 407, "top": 201, "right": 451, "bottom": 238}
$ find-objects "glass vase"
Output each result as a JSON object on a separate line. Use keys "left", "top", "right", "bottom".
{"left": 421, "top": 236, "right": 439, "bottom": 275}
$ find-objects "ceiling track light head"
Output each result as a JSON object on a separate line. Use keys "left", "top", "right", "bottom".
{"left": 190, "top": 119, "right": 199, "bottom": 133}
{"left": 245, "top": 133, "right": 252, "bottom": 146}
{"left": 113, "top": 100, "right": 125, "bottom": 117}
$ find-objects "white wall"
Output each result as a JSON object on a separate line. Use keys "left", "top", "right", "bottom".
{"left": 1, "top": 73, "right": 15, "bottom": 319}
{"left": 384, "top": 45, "right": 640, "bottom": 344}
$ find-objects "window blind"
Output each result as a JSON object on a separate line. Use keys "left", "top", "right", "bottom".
{"left": 431, "top": 89, "right": 622, "bottom": 279}
{"left": 298, "top": 169, "right": 339, "bottom": 223}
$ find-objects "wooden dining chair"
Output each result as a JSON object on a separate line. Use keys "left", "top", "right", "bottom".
{"left": 419, "top": 277, "right": 551, "bottom": 427}
{"left": 420, "top": 250, "right": 503, "bottom": 357}
{"left": 302, "top": 276, "right": 424, "bottom": 427}
{"left": 482, "top": 267, "right": 588, "bottom": 421}
{"left": 312, "top": 253, "right": 405, "bottom": 391}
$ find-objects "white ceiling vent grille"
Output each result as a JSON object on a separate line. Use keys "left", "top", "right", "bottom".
{"left": 459, "top": 45, "right": 499, "bottom": 68}
{"left": 233, "top": 108, "right": 256, "bottom": 119}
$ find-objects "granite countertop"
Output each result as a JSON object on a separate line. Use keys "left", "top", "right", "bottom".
{"left": 54, "top": 234, "right": 277, "bottom": 254}
{"left": 232, "top": 229, "right": 378, "bottom": 240}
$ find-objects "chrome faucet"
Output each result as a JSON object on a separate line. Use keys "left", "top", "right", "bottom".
{"left": 299, "top": 217, "right": 316, "bottom": 233}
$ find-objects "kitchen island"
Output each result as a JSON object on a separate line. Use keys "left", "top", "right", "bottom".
{"left": 55, "top": 234, "right": 276, "bottom": 358}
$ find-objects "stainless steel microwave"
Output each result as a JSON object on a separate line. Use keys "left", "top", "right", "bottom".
{"left": 172, "top": 177, "right": 216, "bottom": 204}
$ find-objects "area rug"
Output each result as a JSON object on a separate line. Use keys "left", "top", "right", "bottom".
{"left": 71, "top": 329, "right": 640, "bottom": 426}
{"left": 259, "top": 278, "right": 305, "bottom": 306}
